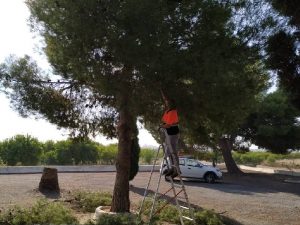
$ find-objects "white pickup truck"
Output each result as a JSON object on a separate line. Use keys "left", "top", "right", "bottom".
{"left": 162, "top": 157, "right": 222, "bottom": 183}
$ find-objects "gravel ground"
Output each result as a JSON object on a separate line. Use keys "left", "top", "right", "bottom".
{"left": 0, "top": 171, "right": 300, "bottom": 225}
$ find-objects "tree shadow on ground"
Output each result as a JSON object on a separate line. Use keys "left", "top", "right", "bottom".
{"left": 180, "top": 172, "right": 300, "bottom": 196}
{"left": 35, "top": 188, "right": 61, "bottom": 199}
{"left": 130, "top": 184, "right": 244, "bottom": 225}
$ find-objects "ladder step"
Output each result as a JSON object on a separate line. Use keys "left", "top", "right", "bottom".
{"left": 182, "top": 216, "right": 194, "bottom": 221}
{"left": 179, "top": 205, "right": 189, "bottom": 210}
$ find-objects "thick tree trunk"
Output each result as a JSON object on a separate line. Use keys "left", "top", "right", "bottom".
{"left": 110, "top": 92, "right": 134, "bottom": 212}
{"left": 219, "top": 137, "right": 243, "bottom": 174}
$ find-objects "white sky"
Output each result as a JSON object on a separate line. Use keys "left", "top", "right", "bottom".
{"left": 0, "top": 0, "right": 159, "bottom": 147}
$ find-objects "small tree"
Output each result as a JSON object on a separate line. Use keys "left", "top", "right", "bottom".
{"left": 0, "top": 135, "right": 42, "bottom": 166}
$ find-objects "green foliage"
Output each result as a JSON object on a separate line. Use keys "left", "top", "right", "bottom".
{"left": 71, "top": 140, "right": 99, "bottom": 165}
{"left": 129, "top": 137, "right": 140, "bottom": 181}
{"left": 1, "top": 0, "right": 270, "bottom": 211}
{"left": 157, "top": 204, "right": 181, "bottom": 224}
{"left": 0, "top": 200, "right": 78, "bottom": 225}
{"left": 90, "top": 213, "right": 143, "bottom": 225}
{"left": 140, "top": 199, "right": 228, "bottom": 225}
{"left": 46, "top": 139, "right": 100, "bottom": 165}
{"left": 194, "top": 151, "right": 216, "bottom": 162}
{"left": 0, "top": 136, "right": 124, "bottom": 166}
{"left": 194, "top": 210, "right": 225, "bottom": 225}
{"left": 140, "top": 148, "right": 156, "bottom": 164}
{"left": 42, "top": 150, "right": 58, "bottom": 165}
{"left": 267, "top": 1, "right": 300, "bottom": 110}
{"left": 232, "top": 151, "right": 300, "bottom": 166}
{"left": 285, "top": 152, "right": 300, "bottom": 159}
{"left": 239, "top": 90, "right": 300, "bottom": 154}
{"left": 98, "top": 144, "right": 118, "bottom": 165}
{"left": 0, "top": 157, "right": 5, "bottom": 166}
{"left": 233, "top": 152, "right": 270, "bottom": 166}
{"left": 0, "top": 134, "right": 42, "bottom": 166}
{"left": 74, "top": 191, "right": 112, "bottom": 212}
{"left": 55, "top": 140, "right": 74, "bottom": 165}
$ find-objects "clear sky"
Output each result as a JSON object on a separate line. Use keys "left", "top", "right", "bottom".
{"left": 0, "top": 0, "right": 159, "bottom": 147}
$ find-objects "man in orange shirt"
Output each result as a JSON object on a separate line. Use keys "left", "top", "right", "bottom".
{"left": 161, "top": 97, "right": 180, "bottom": 177}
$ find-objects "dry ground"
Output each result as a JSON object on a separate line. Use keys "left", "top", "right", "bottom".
{"left": 0, "top": 171, "right": 300, "bottom": 225}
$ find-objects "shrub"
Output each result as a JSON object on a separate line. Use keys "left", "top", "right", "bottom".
{"left": 195, "top": 151, "right": 215, "bottom": 162}
{"left": 42, "top": 150, "right": 58, "bottom": 165}
{"left": 233, "top": 152, "right": 271, "bottom": 166}
{"left": 140, "top": 148, "right": 156, "bottom": 164}
{"left": 98, "top": 144, "right": 118, "bottom": 164}
{"left": 286, "top": 152, "right": 300, "bottom": 159}
{"left": 0, "top": 157, "right": 5, "bottom": 166}
{"left": 157, "top": 203, "right": 180, "bottom": 224}
{"left": 266, "top": 154, "right": 279, "bottom": 164}
{"left": 0, "top": 200, "right": 78, "bottom": 225}
{"left": 86, "top": 213, "right": 143, "bottom": 225}
{"left": 139, "top": 199, "right": 185, "bottom": 224}
{"left": 194, "top": 210, "right": 225, "bottom": 225}
{"left": 74, "top": 191, "right": 112, "bottom": 212}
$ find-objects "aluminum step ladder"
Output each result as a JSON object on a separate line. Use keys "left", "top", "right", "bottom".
{"left": 138, "top": 128, "right": 195, "bottom": 225}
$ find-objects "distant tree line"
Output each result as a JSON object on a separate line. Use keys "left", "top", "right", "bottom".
{"left": 0, "top": 135, "right": 156, "bottom": 167}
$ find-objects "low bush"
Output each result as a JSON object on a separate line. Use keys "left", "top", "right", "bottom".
{"left": 194, "top": 210, "right": 225, "bottom": 225}
{"left": 0, "top": 157, "right": 5, "bottom": 166}
{"left": 86, "top": 213, "right": 144, "bottom": 225}
{"left": 73, "top": 191, "right": 112, "bottom": 212}
{"left": 98, "top": 144, "right": 118, "bottom": 165}
{"left": 233, "top": 151, "right": 300, "bottom": 167}
{"left": 139, "top": 199, "right": 229, "bottom": 225}
{"left": 140, "top": 148, "right": 156, "bottom": 164}
{"left": 233, "top": 151, "right": 277, "bottom": 166}
{"left": 0, "top": 199, "right": 78, "bottom": 225}
{"left": 285, "top": 152, "right": 300, "bottom": 159}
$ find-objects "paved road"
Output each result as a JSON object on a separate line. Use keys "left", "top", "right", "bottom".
{"left": 0, "top": 172, "right": 300, "bottom": 225}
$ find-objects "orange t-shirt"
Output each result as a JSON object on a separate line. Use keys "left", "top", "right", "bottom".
{"left": 162, "top": 109, "right": 179, "bottom": 125}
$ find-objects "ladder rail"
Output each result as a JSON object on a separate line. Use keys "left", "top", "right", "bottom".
{"left": 138, "top": 145, "right": 162, "bottom": 217}
{"left": 161, "top": 128, "right": 195, "bottom": 223}
{"left": 139, "top": 127, "right": 195, "bottom": 225}
{"left": 148, "top": 151, "right": 165, "bottom": 224}
{"left": 169, "top": 177, "right": 185, "bottom": 225}
{"left": 177, "top": 174, "right": 195, "bottom": 221}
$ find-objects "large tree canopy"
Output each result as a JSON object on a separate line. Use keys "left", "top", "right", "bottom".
{"left": 266, "top": 0, "right": 300, "bottom": 109}
{"left": 239, "top": 90, "right": 300, "bottom": 154}
{"left": 0, "top": 0, "right": 268, "bottom": 211}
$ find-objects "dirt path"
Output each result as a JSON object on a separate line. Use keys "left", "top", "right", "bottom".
{"left": 0, "top": 172, "right": 299, "bottom": 225}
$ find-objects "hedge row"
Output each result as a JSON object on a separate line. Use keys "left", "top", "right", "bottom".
{"left": 0, "top": 134, "right": 157, "bottom": 166}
